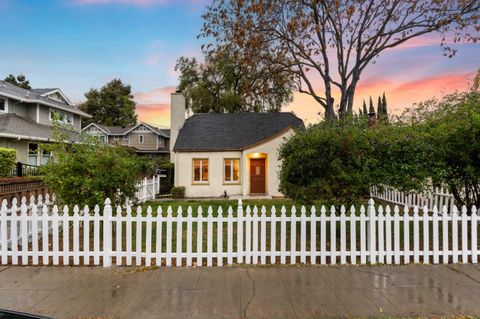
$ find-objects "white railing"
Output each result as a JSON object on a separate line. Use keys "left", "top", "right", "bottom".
{"left": 371, "top": 185, "right": 456, "bottom": 213}
{"left": 1, "top": 198, "right": 479, "bottom": 267}
{"left": 135, "top": 176, "right": 160, "bottom": 203}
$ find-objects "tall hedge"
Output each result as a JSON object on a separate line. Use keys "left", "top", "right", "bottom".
{"left": 0, "top": 147, "right": 16, "bottom": 177}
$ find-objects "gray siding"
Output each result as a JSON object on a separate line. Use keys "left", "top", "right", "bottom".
{"left": 129, "top": 132, "right": 157, "bottom": 150}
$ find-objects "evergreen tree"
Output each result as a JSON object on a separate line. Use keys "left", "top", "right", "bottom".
{"left": 369, "top": 96, "right": 375, "bottom": 114}
{"left": 377, "top": 96, "right": 383, "bottom": 117}
{"left": 382, "top": 92, "right": 388, "bottom": 117}
{"left": 358, "top": 108, "right": 363, "bottom": 116}
{"left": 4, "top": 74, "right": 31, "bottom": 90}
{"left": 362, "top": 100, "right": 368, "bottom": 115}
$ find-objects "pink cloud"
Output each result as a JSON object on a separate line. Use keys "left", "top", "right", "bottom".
{"left": 134, "top": 86, "right": 175, "bottom": 105}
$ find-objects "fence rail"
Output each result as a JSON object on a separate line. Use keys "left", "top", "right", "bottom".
{"left": 1, "top": 198, "right": 479, "bottom": 267}
{"left": 371, "top": 185, "right": 456, "bottom": 212}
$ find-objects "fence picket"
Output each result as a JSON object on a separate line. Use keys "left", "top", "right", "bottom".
{"left": 461, "top": 206, "right": 468, "bottom": 263}
{"left": 103, "top": 199, "right": 112, "bottom": 267}
{"left": 280, "top": 206, "right": 287, "bottom": 264}
{"left": 290, "top": 206, "right": 297, "bottom": 265}
{"left": 320, "top": 206, "right": 326, "bottom": 265}
{"left": 186, "top": 207, "right": 192, "bottom": 267}
{"left": 433, "top": 206, "right": 440, "bottom": 264}
{"left": 360, "top": 206, "right": 366, "bottom": 264}
{"left": 442, "top": 206, "right": 449, "bottom": 264}
{"left": 260, "top": 206, "right": 267, "bottom": 265}
{"left": 196, "top": 207, "right": 203, "bottom": 267}
{"left": 237, "top": 199, "right": 243, "bottom": 264}
{"left": 116, "top": 205, "right": 122, "bottom": 266}
{"left": 20, "top": 199, "right": 28, "bottom": 265}
{"left": 83, "top": 206, "right": 90, "bottom": 266}
{"left": 126, "top": 205, "right": 133, "bottom": 266}
{"left": 135, "top": 206, "right": 143, "bottom": 266}
{"left": 368, "top": 199, "right": 376, "bottom": 264}
{"left": 452, "top": 206, "right": 459, "bottom": 264}
{"left": 156, "top": 207, "right": 163, "bottom": 266}
{"left": 271, "top": 206, "right": 277, "bottom": 264}
{"left": 340, "top": 206, "right": 346, "bottom": 265}
{"left": 245, "top": 206, "right": 252, "bottom": 265}
{"left": 227, "top": 207, "right": 233, "bottom": 265}
{"left": 422, "top": 206, "right": 429, "bottom": 263}
{"left": 1, "top": 200, "right": 8, "bottom": 265}
{"left": 378, "top": 206, "right": 385, "bottom": 264}
{"left": 385, "top": 206, "right": 392, "bottom": 264}
{"left": 73, "top": 206, "right": 80, "bottom": 266}
{"left": 165, "top": 207, "right": 172, "bottom": 267}
{"left": 146, "top": 206, "right": 153, "bottom": 267}
{"left": 350, "top": 206, "right": 357, "bottom": 265}
{"left": 472, "top": 206, "right": 478, "bottom": 263}
{"left": 52, "top": 205, "right": 60, "bottom": 266}
{"left": 62, "top": 206, "right": 70, "bottom": 266}
{"left": 176, "top": 207, "right": 183, "bottom": 267}
{"left": 393, "top": 206, "right": 400, "bottom": 265}
{"left": 330, "top": 206, "right": 336, "bottom": 265}
{"left": 413, "top": 206, "right": 419, "bottom": 264}
{"left": 252, "top": 206, "right": 259, "bottom": 265}
{"left": 207, "top": 207, "right": 213, "bottom": 267}
{"left": 403, "top": 206, "right": 410, "bottom": 264}
{"left": 217, "top": 207, "right": 223, "bottom": 267}
{"left": 300, "top": 206, "right": 307, "bottom": 264}
{"left": 310, "top": 206, "right": 316, "bottom": 265}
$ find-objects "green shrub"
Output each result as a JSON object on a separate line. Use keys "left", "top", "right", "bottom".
{"left": 0, "top": 147, "right": 16, "bottom": 177}
{"left": 279, "top": 118, "right": 375, "bottom": 205}
{"left": 40, "top": 131, "right": 144, "bottom": 207}
{"left": 171, "top": 186, "right": 186, "bottom": 198}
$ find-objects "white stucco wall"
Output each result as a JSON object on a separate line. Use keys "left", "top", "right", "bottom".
{"left": 173, "top": 128, "right": 296, "bottom": 198}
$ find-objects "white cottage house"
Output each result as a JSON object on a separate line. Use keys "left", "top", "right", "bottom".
{"left": 169, "top": 93, "right": 304, "bottom": 198}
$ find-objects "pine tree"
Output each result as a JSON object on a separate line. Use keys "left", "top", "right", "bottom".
{"left": 362, "top": 100, "right": 368, "bottom": 115}
{"left": 377, "top": 96, "right": 383, "bottom": 117}
{"left": 369, "top": 96, "right": 375, "bottom": 114}
{"left": 382, "top": 92, "right": 388, "bottom": 117}
{"left": 358, "top": 108, "right": 363, "bottom": 116}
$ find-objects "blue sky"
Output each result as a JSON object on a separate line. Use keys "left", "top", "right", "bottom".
{"left": 0, "top": 0, "right": 478, "bottom": 126}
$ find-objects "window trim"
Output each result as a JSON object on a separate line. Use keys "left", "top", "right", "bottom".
{"left": 223, "top": 158, "right": 241, "bottom": 184}
{"left": 139, "top": 134, "right": 144, "bottom": 144}
{"left": 192, "top": 158, "right": 209, "bottom": 185}
{"left": 49, "top": 108, "right": 73, "bottom": 126}
{"left": 0, "top": 98, "right": 7, "bottom": 113}
{"left": 123, "top": 135, "right": 128, "bottom": 141}
{"left": 113, "top": 136, "right": 120, "bottom": 141}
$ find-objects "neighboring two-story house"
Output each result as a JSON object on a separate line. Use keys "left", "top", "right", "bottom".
{"left": 0, "top": 81, "right": 91, "bottom": 166}
{"left": 82, "top": 122, "right": 170, "bottom": 159}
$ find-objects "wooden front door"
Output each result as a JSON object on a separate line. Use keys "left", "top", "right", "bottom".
{"left": 250, "top": 158, "right": 266, "bottom": 194}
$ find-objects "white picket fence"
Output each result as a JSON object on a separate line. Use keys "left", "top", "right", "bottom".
{"left": 1, "top": 197, "right": 479, "bottom": 267}
{"left": 371, "top": 185, "right": 456, "bottom": 213}
{"left": 135, "top": 176, "right": 160, "bottom": 203}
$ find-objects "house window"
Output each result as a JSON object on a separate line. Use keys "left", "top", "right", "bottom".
{"left": 114, "top": 136, "right": 119, "bottom": 141}
{"left": 41, "top": 149, "right": 52, "bottom": 165}
{"left": 139, "top": 135, "right": 144, "bottom": 144}
{"left": 158, "top": 136, "right": 165, "bottom": 148}
{"left": 224, "top": 159, "right": 240, "bottom": 183}
{"left": 123, "top": 135, "right": 128, "bottom": 141}
{"left": 28, "top": 143, "right": 38, "bottom": 166}
{"left": 0, "top": 99, "right": 6, "bottom": 112}
{"left": 193, "top": 159, "right": 209, "bottom": 183}
{"left": 49, "top": 109, "right": 73, "bottom": 125}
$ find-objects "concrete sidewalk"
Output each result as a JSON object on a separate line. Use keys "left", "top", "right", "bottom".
{"left": 1, "top": 264, "right": 480, "bottom": 319}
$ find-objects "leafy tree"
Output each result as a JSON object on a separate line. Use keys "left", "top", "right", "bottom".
{"left": 4, "top": 74, "right": 31, "bottom": 89}
{"left": 79, "top": 79, "right": 137, "bottom": 127}
{"left": 279, "top": 118, "right": 375, "bottom": 205}
{"left": 40, "top": 125, "right": 148, "bottom": 207}
{"left": 175, "top": 51, "right": 294, "bottom": 113}
{"left": 201, "top": 0, "right": 479, "bottom": 119}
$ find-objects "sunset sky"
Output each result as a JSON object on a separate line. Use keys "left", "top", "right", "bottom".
{"left": 0, "top": 0, "right": 478, "bottom": 127}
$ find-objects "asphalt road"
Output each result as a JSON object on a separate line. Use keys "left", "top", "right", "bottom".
{"left": 1, "top": 264, "right": 480, "bottom": 318}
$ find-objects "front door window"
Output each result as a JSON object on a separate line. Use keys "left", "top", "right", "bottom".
{"left": 28, "top": 143, "right": 38, "bottom": 166}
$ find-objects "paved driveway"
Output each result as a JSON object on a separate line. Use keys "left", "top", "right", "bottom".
{"left": 1, "top": 264, "right": 480, "bottom": 318}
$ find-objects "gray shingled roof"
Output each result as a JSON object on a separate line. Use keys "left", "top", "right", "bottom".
{"left": 0, "top": 81, "right": 91, "bottom": 118}
{"left": 0, "top": 113, "right": 79, "bottom": 141}
{"left": 31, "top": 88, "right": 58, "bottom": 95}
{"left": 85, "top": 123, "right": 169, "bottom": 138}
{"left": 174, "top": 113, "right": 304, "bottom": 151}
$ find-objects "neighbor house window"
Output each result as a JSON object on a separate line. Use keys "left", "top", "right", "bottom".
{"left": 114, "top": 136, "right": 119, "bottom": 141}
{"left": 123, "top": 135, "right": 128, "bottom": 141}
{"left": 193, "top": 159, "right": 209, "bottom": 183}
{"left": 49, "top": 109, "right": 73, "bottom": 125}
{"left": 224, "top": 159, "right": 240, "bottom": 183}
{"left": 139, "top": 135, "right": 144, "bottom": 144}
{"left": 0, "top": 99, "right": 6, "bottom": 112}
{"left": 41, "top": 149, "right": 52, "bottom": 165}
{"left": 28, "top": 143, "right": 38, "bottom": 166}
